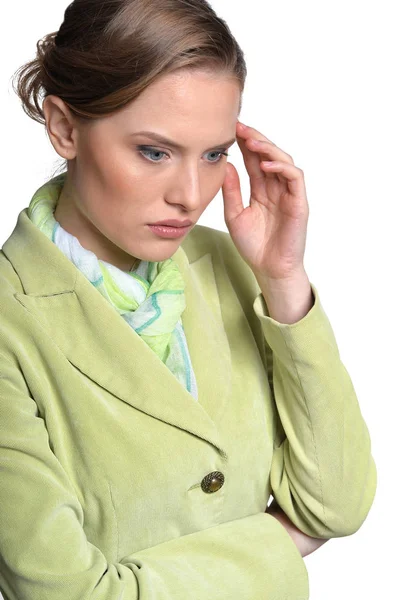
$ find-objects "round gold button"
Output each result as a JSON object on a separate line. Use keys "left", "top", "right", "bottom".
{"left": 201, "top": 471, "right": 225, "bottom": 493}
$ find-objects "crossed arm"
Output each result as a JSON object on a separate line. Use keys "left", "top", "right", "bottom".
{"left": 265, "top": 498, "right": 329, "bottom": 557}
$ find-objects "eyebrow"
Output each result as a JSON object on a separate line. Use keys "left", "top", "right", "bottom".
{"left": 130, "top": 130, "right": 237, "bottom": 150}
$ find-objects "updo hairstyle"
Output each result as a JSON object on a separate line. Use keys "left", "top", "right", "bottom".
{"left": 12, "top": 0, "right": 247, "bottom": 175}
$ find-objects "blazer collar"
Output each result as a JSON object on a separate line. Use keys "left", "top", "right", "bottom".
{"left": 2, "top": 209, "right": 231, "bottom": 458}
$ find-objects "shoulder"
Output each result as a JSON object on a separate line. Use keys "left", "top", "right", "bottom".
{"left": 0, "top": 251, "right": 31, "bottom": 364}
{"left": 0, "top": 250, "right": 23, "bottom": 295}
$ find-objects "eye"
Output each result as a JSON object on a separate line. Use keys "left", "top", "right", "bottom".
{"left": 137, "top": 146, "right": 229, "bottom": 165}
{"left": 137, "top": 146, "right": 168, "bottom": 163}
{"left": 205, "top": 150, "right": 229, "bottom": 164}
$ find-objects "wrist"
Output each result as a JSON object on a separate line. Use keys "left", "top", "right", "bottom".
{"left": 266, "top": 501, "right": 329, "bottom": 557}
{"left": 255, "top": 269, "right": 314, "bottom": 324}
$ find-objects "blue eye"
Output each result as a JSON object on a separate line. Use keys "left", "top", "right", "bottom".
{"left": 206, "top": 150, "right": 229, "bottom": 163}
{"left": 138, "top": 147, "right": 167, "bottom": 163}
{"left": 137, "top": 146, "right": 229, "bottom": 165}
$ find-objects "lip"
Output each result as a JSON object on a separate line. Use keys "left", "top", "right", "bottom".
{"left": 150, "top": 219, "right": 193, "bottom": 227}
{"left": 148, "top": 224, "right": 192, "bottom": 239}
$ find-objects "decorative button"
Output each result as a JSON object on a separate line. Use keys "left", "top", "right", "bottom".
{"left": 201, "top": 471, "right": 225, "bottom": 493}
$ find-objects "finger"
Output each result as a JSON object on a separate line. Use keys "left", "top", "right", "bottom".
{"left": 246, "top": 138, "right": 295, "bottom": 165}
{"left": 236, "top": 136, "right": 266, "bottom": 198}
{"left": 221, "top": 162, "right": 244, "bottom": 224}
{"left": 236, "top": 124, "right": 295, "bottom": 197}
{"left": 260, "top": 161, "right": 307, "bottom": 200}
{"left": 237, "top": 122, "right": 294, "bottom": 164}
{"left": 237, "top": 122, "right": 273, "bottom": 143}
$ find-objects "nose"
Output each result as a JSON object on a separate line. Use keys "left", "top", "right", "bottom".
{"left": 166, "top": 163, "right": 202, "bottom": 212}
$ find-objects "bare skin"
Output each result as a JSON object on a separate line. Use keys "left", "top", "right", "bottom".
{"left": 266, "top": 499, "right": 329, "bottom": 557}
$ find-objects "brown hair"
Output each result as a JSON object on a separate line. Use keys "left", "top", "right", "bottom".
{"left": 12, "top": 0, "right": 247, "bottom": 175}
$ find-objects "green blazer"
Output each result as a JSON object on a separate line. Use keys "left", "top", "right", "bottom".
{"left": 0, "top": 208, "right": 377, "bottom": 600}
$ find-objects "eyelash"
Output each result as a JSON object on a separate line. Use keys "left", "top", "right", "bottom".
{"left": 137, "top": 145, "right": 229, "bottom": 165}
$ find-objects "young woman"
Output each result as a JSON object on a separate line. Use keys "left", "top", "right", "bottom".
{"left": 0, "top": 1, "right": 377, "bottom": 599}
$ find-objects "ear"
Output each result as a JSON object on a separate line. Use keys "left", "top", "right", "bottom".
{"left": 43, "top": 95, "right": 78, "bottom": 160}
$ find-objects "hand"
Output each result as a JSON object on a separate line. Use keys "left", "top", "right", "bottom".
{"left": 221, "top": 121, "right": 310, "bottom": 281}
{"left": 266, "top": 500, "right": 329, "bottom": 558}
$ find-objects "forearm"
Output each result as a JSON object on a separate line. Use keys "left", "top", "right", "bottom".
{"left": 265, "top": 499, "right": 330, "bottom": 557}
{"left": 258, "top": 271, "right": 327, "bottom": 556}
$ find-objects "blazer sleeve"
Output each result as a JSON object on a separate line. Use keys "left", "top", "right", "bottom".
{"left": 212, "top": 228, "right": 377, "bottom": 540}
{"left": 253, "top": 283, "right": 377, "bottom": 539}
{"left": 0, "top": 353, "right": 309, "bottom": 600}
{"left": 212, "top": 230, "right": 377, "bottom": 539}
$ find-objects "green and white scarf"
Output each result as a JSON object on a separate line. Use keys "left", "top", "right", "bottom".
{"left": 27, "top": 172, "right": 198, "bottom": 400}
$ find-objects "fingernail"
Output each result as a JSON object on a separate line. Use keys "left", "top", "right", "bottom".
{"left": 237, "top": 122, "right": 248, "bottom": 129}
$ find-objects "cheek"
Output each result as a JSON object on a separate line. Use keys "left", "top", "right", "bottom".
{"left": 191, "top": 167, "right": 225, "bottom": 205}
{"left": 110, "top": 152, "right": 167, "bottom": 195}
{"left": 211, "top": 167, "right": 228, "bottom": 193}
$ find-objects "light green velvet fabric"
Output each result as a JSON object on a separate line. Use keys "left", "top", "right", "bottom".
{"left": 0, "top": 207, "right": 377, "bottom": 600}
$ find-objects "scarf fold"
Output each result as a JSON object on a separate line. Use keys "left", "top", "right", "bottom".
{"left": 27, "top": 172, "right": 198, "bottom": 401}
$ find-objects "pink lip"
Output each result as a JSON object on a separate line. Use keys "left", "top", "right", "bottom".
{"left": 150, "top": 219, "right": 193, "bottom": 227}
{"left": 148, "top": 224, "right": 192, "bottom": 239}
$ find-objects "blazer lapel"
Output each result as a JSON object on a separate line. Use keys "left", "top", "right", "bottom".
{"left": 2, "top": 209, "right": 231, "bottom": 458}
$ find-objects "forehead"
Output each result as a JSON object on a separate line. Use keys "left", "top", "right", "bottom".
{"left": 85, "top": 70, "right": 241, "bottom": 150}
{"left": 123, "top": 70, "right": 240, "bottom": 116}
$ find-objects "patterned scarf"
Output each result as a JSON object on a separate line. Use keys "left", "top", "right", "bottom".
{"left": 27, "top": 172, "right": 198, "bottom": 401}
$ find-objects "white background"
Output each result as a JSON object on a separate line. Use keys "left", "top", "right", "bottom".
{"left": 1, "top": 1, "right": 397, "bottom": 598}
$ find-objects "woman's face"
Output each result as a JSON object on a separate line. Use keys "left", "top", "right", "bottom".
{"left": 47, "top": 70, "right": 241, "bottom": 271}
